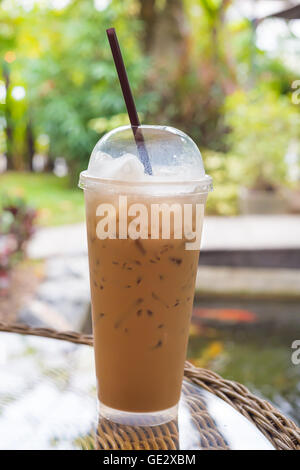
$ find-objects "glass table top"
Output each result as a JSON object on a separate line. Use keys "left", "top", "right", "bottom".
{"left": 0, "top": 332, "right": 274, "bottom": 450}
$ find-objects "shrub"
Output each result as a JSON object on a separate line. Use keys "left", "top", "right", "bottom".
{"left": 202, "top": 149, "right": 242, "bottom": 215}
{"left": 0, "top": 195, "right": 37, "bottom": 293}
{"left": 224, "top": 90, "right": 300, "bottom": 190}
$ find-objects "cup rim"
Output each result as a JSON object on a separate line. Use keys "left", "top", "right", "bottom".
{"left": 78, "top": 171, "right": 213, "bottom": 194}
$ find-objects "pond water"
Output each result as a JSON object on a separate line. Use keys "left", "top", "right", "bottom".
{"left": 188, "top": 298, "right": 300, "bottom": 425}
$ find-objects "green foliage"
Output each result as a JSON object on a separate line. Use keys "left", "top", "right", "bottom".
{"left": 229, "top": 18, "right": 298, "bottom": 96}
{"left": 224, "top": 90, "right": 300, "bottom": 189}
{"left": 0, "top": 0, "right": 299, "bottom": 210}
{"left": 0, "top": 172, "right": 84, "bottom": 226}
{"left": 203, "top": 149, "right": 241, "bottom": 215}
{"left": 23, "top": 0, "right": 155, "bottom": 174}
{"left": 0, "top": 0, "right": 157, "bottom": 177}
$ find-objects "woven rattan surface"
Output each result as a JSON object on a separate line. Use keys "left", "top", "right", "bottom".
{"left": 0, "top": 321, "right": 299, "bottom": 450}
{"left": 94, "top": 380, "right": 231, "bottom": 450}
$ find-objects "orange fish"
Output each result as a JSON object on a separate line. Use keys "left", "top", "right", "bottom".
{"left": 192, "top": 308, "right": 257, "bottom": 323}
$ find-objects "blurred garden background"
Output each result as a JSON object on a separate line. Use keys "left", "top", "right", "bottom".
{"left": 1, "top": 0, "right": 300, "bottom": 431}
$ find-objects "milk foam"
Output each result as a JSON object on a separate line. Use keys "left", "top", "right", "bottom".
{"left": 87, "top": 151, "right": 204, "bottom": 182}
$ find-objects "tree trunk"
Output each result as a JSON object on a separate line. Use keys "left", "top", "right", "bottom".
{"left": 138, "top": 0, "right": 191, "bottom": 129}
{"left": 26, "top": 115, "right": 35, "bottom": 171}
{"left": 2, "top": 64, "right": 14, "bottom": 170}
{"left": 138, "top": 0, "right": 238, "bottom": 150}
{"left": 139, "top": 0, "right": 189, "bottom": 78}
{"left": 139, "top": 0, "right": 156, "bottom": 54}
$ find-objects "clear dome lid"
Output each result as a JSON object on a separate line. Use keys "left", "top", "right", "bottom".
{"left": 79, "top": 125, "right": 212, "bottom": 192}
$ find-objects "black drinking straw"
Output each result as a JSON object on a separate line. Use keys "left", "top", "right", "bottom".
{"left": 106, "top": 28, "right": 152, "bottom": 175}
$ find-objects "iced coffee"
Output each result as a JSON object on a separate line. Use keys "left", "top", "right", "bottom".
{"left": 79, "top": 125, "right": 212, "bottom": 425}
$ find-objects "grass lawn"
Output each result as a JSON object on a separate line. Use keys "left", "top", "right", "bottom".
{"left": 1, "top": 172, "right": 85, "bottom": 226}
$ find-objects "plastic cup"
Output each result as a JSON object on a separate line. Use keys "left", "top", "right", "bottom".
{"left": 79, "top": 125, "right": 212, "bottom": 425}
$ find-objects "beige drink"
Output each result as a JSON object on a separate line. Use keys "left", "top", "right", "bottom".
{"left": 85, "top": 189, "right": 205, "bottom": 414}
{"left": 80, "top": 125, "right": 212, "bottom": 424}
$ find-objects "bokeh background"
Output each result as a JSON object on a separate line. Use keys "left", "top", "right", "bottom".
{"left": 1, "top": 0, "right": 300, "bottom": 431}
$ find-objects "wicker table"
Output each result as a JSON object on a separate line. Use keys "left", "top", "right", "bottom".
{"left": 0, "top": 322, "right": 299, "bottom": 451}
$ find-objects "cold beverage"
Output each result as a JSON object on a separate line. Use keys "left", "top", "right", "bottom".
{"left": 80, "top": 125, "right": 212, "bottom": 424}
